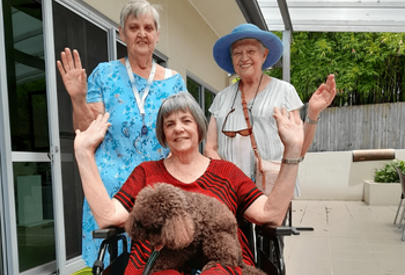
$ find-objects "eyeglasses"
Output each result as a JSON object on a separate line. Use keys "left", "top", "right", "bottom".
{"left": 221, "top": 108, "right": 252, "bottom": 138}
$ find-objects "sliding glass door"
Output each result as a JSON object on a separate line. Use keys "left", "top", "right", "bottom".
{"left": 2, "top": 0, "right": 56, "bottom": 273}
{"left": 0, "top": 0, "right": 121, "bottom": 274}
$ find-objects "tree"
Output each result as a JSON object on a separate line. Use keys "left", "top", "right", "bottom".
{"left": 266, "top": 32, "right": 405, "bottom": 106}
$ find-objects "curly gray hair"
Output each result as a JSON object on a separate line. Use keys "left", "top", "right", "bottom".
{"left": 119, "top": 0, "right": 161, "bottom": 31}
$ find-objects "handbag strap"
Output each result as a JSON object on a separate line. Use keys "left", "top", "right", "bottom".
{"left": 241, "top": 91, "right": 260, "bottom": 159}
{"left": 240, "top": 74, "right": 266, "bottom": 189}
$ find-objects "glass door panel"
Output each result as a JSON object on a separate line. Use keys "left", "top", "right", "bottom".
{"left": 52, "top": 1, "right": 109, "bottom": 260}
{"left": 4, "top": 1, "right": 49, "bottom": 152}
{"left": 187, "top": 77, "right": 201, "bottom": 103}
{"left": 204, "top": 88, "right": 215, "bottom": 119}
{"left": 117, "top": 38, "right": 127, "bottom": 60}
{"left": 13, "top": 162, "right": 54, "bottom": 272}
{"left": 2, "top": 0, "right": 55, "bottom": 272}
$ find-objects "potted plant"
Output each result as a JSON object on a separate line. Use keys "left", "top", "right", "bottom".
{"left": 364, "top": 159, "right": 404, "bottom": 205}
{"left": 374, "top": 159, "right": 405, "bottom": 183}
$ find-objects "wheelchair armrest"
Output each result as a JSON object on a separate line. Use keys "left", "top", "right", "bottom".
{"left": 255, "top": 225, "right": 302, "bottom": 275}
{"left": 92, "top": 227, "right": 128, "bottom": 275}
{"left": 256, "top": 225, "right": 301, "bottom": 237}
{"left": 92, "top": 227, "right": 125, "bottom": 239}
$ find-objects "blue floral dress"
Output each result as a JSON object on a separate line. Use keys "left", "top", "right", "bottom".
{"left": 83, "top": 60, "right": 186, "bottom": 266}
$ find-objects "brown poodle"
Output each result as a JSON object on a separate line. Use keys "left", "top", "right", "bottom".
{"left": 125, "top": 183, "right": 265, "bottom": 275}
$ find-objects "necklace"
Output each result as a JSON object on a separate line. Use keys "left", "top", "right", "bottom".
{"left": 238, "top": 73, "right": 264, "bottom": 126}
{"left": 248, "top": 73, "right": 264, "bottom": 113}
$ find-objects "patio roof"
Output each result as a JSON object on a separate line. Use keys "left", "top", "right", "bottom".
{"left": 235, "top": 0, "right": 405, "bottom": 82}
{"left": 237, "top": 0, "right": 405, "bottom": 33}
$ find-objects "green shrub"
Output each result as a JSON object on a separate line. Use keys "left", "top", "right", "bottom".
{"left": 374, "top": 159, "right": 405, "bottom": 183}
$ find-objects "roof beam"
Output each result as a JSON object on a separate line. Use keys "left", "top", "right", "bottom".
{"left": 235, "top": 0, "right": 268, "bottom": 31}
{"left": 258, "top": 0, "right": 405, "bottom": 32}
{"left": 277, "top": 0, "right": 292, "bottom": 31}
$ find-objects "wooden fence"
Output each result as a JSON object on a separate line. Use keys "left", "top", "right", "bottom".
{"left": 308, "top": 102, "right": 405, "bottom": 152}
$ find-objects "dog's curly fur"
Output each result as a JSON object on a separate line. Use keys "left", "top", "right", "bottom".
{"left": 125, "top": 183, "right": 265, "bottom": 275}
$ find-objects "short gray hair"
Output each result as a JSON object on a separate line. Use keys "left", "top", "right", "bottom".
{"left": 119, "top": 0, "right": 161, "bottom": 31}
{"left": 156, "top": 92, "right": 208, "bottom": 148}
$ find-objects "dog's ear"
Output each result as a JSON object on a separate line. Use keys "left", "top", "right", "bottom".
{"left": 161, "top": 214, "right": 194, "bottom": 249}
{"left": 125, "top": 211, "right": 146, "bottom": 241}
{"left": 125, "top": 185, "right": 155, "bottom": 241}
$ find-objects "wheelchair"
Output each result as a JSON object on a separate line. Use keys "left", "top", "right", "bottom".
{"left": 91, "top": 203, "right": 307, "bottom": 275}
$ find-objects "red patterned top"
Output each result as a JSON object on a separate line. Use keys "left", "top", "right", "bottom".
{"left": 114, "top": 159, "right": 263, "bottom": 275}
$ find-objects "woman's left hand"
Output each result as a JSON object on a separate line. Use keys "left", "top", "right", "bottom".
{"left": 308, "top": 74, "right": 336, "bottom": 116}
{"left": 74, "top": 113, "right": 111, "bottom": 153}
{"left": 273, "top": 107, "right": 304, "bottom": 154}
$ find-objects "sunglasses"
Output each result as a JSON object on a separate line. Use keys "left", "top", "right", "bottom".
{"left": 221, "top": 108, "right": 252, "bottom": 137}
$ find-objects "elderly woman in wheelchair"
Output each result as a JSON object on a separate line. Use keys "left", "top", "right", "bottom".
{"left": 73, "top": 92, "right": 303, "bottom": 275}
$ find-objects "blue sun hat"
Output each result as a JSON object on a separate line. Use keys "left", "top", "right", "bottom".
{"left": 213, "top": 23, "right": 283, "bottom": 74}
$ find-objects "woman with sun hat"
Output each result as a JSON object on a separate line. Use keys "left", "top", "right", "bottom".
{"left": 205, "top": 23, "right": 336, "bottom": 195}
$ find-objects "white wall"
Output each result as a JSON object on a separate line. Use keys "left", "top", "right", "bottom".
{"left": 297, "top": 149, "right": 405, "bottom": 200}
{"left": 82, "top": 0, "right": 246, "bottom": 92}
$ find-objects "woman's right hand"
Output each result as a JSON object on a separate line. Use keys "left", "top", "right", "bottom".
{"left": 57, "top": 48, "right": 87, "bottom": 103}
{"left": 74, "top": 113, "right": 111, "bottom": 153}
{"left": 273, "top": 107, "right": 304, "bottom": 156}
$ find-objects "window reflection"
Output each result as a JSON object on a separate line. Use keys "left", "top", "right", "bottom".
{"left": 204, "top": 88, "right": 215, "bottom": 119}
{"left": 4, "top": 2, "right": 49, "bottom": 152}
{"left": 13, "top": 162, "right": 55, "bottom": 272}
{"left": 186, "top": 78, "right": 215, "bottom": 153}
{"left": 187, "top": 77, "right": 200, "bottom": 103}
{"left": 186, "top": 77, "right": 215, "bottom": 120}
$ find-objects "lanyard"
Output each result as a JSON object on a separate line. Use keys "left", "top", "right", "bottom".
{"left": 125, "top": 57, "right": 156, "bottom": 116}
{"left": 126, "top": 57, "right": 156, "bottom": 153}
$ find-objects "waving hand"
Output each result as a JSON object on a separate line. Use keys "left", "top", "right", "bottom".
{"left": 57, "top": 48, "right": 87, "bottom": 103}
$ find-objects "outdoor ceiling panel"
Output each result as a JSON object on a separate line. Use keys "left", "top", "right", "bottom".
{"left": 258, "top": 0, "right": 405, "bottom": 32}
{"left": 259, "top": 3, "right": 285, "bottom": 30}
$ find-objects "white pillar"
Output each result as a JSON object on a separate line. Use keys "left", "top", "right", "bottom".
{"left": 282, "top": 30, "right": 291, "bottom": 83}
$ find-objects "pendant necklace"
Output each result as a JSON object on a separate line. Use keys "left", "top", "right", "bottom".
{"left": 125, "top": 57, "right": 156, "bottom": 153}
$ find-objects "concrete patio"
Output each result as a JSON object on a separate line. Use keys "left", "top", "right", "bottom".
{"left": 285, "top": 200, "right": 405, "bottom": 275}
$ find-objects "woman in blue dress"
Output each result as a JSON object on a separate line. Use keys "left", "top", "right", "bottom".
{"left": 56, "top": 0, "right": 186, "bottom": 266}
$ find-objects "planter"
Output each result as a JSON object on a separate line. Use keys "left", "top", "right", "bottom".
{"left": 363, "top": 180, "right": 402, "bottom": 205}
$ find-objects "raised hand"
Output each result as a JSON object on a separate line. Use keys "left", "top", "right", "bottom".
{"left": 74, "top": 113, "right": 111, "bottom": 153}
{"left": 273, "top": 107, "right": 304, "bottom": 154}
{"left": 309, "top": 74, "right": 337, "bottom": 116}
{"left": 57, "top": 48, "right": 87, "bottom": 103}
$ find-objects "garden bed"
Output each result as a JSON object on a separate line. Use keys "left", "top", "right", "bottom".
{"left": 363, "top": 180, "right": 401, "bottom": 205}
